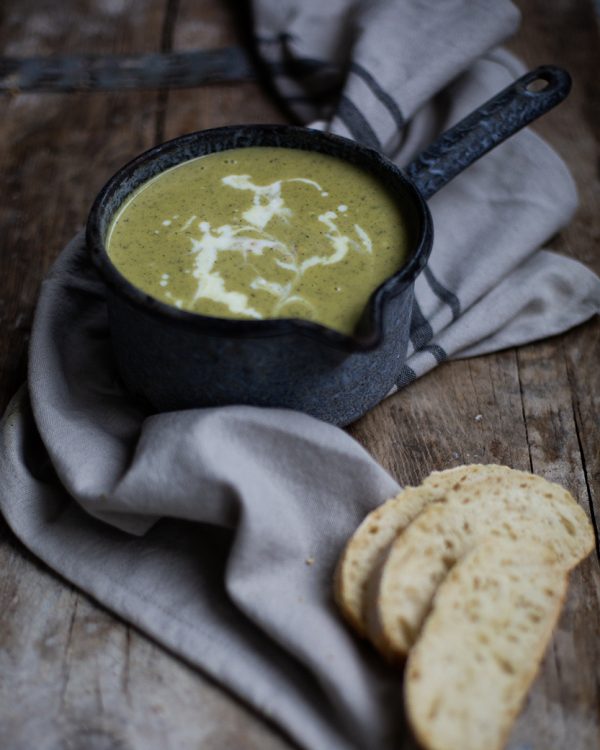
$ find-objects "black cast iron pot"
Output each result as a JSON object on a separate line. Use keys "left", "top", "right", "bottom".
{"left": 87, "top": 66, "right": 570, "bottom": 426}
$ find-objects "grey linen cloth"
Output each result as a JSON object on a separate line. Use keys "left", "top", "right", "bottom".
{"left": 1, "top": 1, "right": 599, "bottom": 749}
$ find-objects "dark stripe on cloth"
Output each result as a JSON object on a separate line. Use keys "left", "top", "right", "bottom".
{"left": 409, "top": 299, "right": 448, "bottom": 364}
{"left": 254, "top": 32, "right": 294, "bottom": 45}
{"left": 264, "top": 57, "right": 332, "bottom": 78}
{"left": 424, "top": 266, "right": 461, "bottom": 320}
{"left": 349, "top": 62, "right": 405, "bottom": 130}
{"left": 420, "top": 344, "right": 448, "bottom": 363}
{"left": 409, "top": 298, "right": 434, "bottom": 349}
{"left": 336, "top": 96, "right": 382, "bottom": 149}
{"left": 283, "top": 89, "right": 340, "bottom": 104}
{"left": 396, "top": 365, "right": 417, "bottom": 389}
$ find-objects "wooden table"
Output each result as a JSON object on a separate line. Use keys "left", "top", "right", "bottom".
{"left": 1, "top": 1, "right": 598, "bottom": 748}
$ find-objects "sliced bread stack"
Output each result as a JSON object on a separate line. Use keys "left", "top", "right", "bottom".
{"left": 334, "top": 464, "right": 508, "bottom": 637}
{"left": 333, "top": 464, "right": 594, "bottom": 750}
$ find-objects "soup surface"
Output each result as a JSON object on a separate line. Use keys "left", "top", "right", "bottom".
{"left": 107, "top": 146, "right": 409, "bottom": 335}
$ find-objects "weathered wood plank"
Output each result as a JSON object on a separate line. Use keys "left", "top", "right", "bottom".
{"left": 0, "top": 2, "right": 290, "bottom": 749}
{"left": 351, "top": 349, "right": 533, "bottom": 482}
{"left": 351, "top": 2, "right": 600, "bottom": 748}
{"left": 507, "top": 341, "right": 600, "bottom": 749}
{"left": 508, "top": 0, "right": 600, "bottom": 546}
{"left": 0, "top": 1, "right": 292, "bottom": 749}
{"left": 0, "top": 538, "right": 293, "bottom": 750}
{"left": 0, "top": 0, "right": 164, "bottom": 415}
{"left": 161, "top": 0, "right": 285, "bottom": 141}
{"left": 506, "top": 4, "right": 600, "bottom": 744}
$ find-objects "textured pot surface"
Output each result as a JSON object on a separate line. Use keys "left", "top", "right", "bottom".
{"left": 87, "top": 125, "right": 432, "bottom": 425}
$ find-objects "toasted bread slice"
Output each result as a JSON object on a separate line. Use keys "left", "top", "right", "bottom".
{"left": 405, "top": 539, "right": 568, "bottom": 750}
{"left": 368, "top": 469, "right": 593, "bottom": 660}
{"left": 334, "top": 465, "right": 510, "bottom": 636}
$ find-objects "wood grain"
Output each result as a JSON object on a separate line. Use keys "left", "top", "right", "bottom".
{"left": 0, "top": 0, "right": 598, "bottom": 748}
{"left": 0, "top": 2, "right": 290, "bottom": 749}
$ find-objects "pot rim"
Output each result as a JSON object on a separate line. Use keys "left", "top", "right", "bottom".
{"left": 86, "top": 124, "right": 433, "bottom": 353}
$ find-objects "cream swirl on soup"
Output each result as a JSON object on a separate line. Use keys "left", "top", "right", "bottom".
{"left": 107, "top": 147, "right": 409, "bottom": 335}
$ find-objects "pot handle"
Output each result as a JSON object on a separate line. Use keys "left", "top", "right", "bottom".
{"left": 404, "top": 66, "right": 571, "bottom": 200}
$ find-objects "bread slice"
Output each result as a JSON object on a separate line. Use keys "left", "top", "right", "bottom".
{"left": 334, "top": 465, "right": 511, "bottom": 636}
{"left": 368, "top": 469, "right": 593, "bottom": 661}
{"left": 334, "top": 488, "right": 431, "bottom": 635}
{"left": 405, "top": 539, "right": 568, "bottom": 750}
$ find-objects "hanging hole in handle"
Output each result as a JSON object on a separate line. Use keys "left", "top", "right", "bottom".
{"left": 526, "top": 77, "right": 550, "bottom": 93}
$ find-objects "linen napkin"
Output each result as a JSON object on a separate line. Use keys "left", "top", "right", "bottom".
{"left": 1, "top": 2, "right": 599, "bottom": 750}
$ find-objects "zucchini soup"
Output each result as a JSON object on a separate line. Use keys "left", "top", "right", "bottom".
{"left": 106, "top": 146, "right": 409, "bottom": 335}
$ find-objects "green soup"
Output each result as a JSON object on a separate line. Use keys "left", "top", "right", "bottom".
{"left": 107, "top": 146, "right": 409, "bottom": 335}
